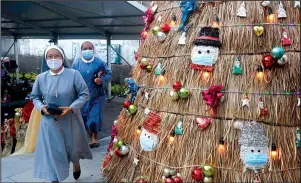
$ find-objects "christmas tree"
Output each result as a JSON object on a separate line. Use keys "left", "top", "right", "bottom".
{"left": 102, "top": 1, "right": 300, "bottom": 182}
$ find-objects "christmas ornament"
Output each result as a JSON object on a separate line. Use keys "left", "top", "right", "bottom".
{"left": 141, "top": 31, "right": 148, "bottom": 40}
{"left": 178, "top": 32, "right": 186, "bottom": 45}
{"left": 191, "top": 27, "right": 221, "bottom": 72}
{"left": 253, "top": 26, "right": 264, "bottom": 36}
{"left": 146, "top": 65, "right": 153, "bottom": 73}
{"left": 170, "top": 91, "right": 179, "bottom": 101}
{"left": 165, "top": 178, "right": 174, "bottom": 183}
{"left": 195, "top": 117, "right": 211, "bottom": 130}
{"left": 237, "top": 1, "right": 247, "bottom": 17}
{"left": 277, "top": 54, "right": 288, "bottom": 65}
{"left": 128, "top": 105, "right": 138, "bottom": 114}
{"left": 141, "top": 58, "right": 149, "bottom": 65}
{"left": 123, "top": 100, "right": 131, "bottom": 108}
{"left": 101, "top": 152, "right": 113, "bottom": 169}
{"left": 178, "top": 88, "right": 190, "bottom": 99}
{"left": 117, "top": 140, "right": 124, "bottom": 148}
{"left": 152, "top": 26, "right": 160, "bottom": 36}
{"left": 296, "top": 128, "right": 300, "bottom": 148}
{"left": 155, "top": 59, "right": 163, "bottom": 75}
{"left": 294, "top": 1, "right": 300, "bottom": 8}
{"left": 261, "top": 55, "right": 276, "bottom": 69}
{"left": 173, "top": 81, "right": 182, "bottom": 91}
{"left": 173, "top": 176, "right": 183, "bottom": 183}
{"left": 232, "top": 56, "right": 243, "bottom": 75}
{"left": 179, "top": 0, "right": 197, "bottom": 30}
{"left": 161, "top": 24, "right": 171, "bottom": 33}
{"left": 140, "top": 112, "right": 161, "bottom": 151}
{"left": 191, "top": 167, "right": 203, "bottom": 181}
{"left": 298, "top": 97, "right": 300, "bottom": 106}
{"left": 202, "top": 84, "right": 224, "bottom": 117}
{"left": 241, "top": 95, "right": 250, "bottom": 108}
{"left": 157, "top": 32, "right": 167, "bottom": 42}
{"left": 203, "top": 176, "right": 213, "bottom": 183}
{"left": 144, "top": 90, "right": 151, "bottom": 100}
{"left": 271, "top": 46, "right": 285, "bottom": 59}
{"left": 113, "top": 137, "right": 118, "bottom": 144}
{"left": 234, "top": 120, "right": 269, "bottom": 173}
{"left": 124, "top": 78, "right": 140, "bottom": 103}
{"left": 175, "top": 119, "right": 183, "bottom": 135}
{"left": 115, "top": 149, "right": 123, "bottom": 157}
{"left": 281, "top": 27, "right": 292, "bottom": 46}
{"left": 202, "top": 165, "right": 214, "bottom": 177}
{"left": 133, "top": 157, "right": 140, "bottom": 166}
{"left": 134, "top": 176, "right": 148, "bottom": 183}
{"left": 277, "top": 2, "right": 287, "bottom": 18}
{"left": 140, "top": 64, "right": 146, "bottom": 70}
{"left": 258, "top": 97, "right": 269, "bottom": 118}
{"left": 158, "top": 16, "right": 162, "bottom": 23}
{"left": 261, "top": 1, "right": 270, "bottom": 7}
{"left": 120, "top": 145, "right": 129, "bottom": 155}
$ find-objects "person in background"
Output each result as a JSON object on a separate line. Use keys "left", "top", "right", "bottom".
{"left": 72, "top": 41, "right": 112, "bottom": 148}
{"left": 31, "top": 45, "right": 92, "bottom": 182}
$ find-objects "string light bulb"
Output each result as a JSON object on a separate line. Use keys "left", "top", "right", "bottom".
{"left": 212, "top": 16, "right": 220, "bottom": 28}
{"left": 158, "top": 69, "right": 166, "bottom": 86}
{"left": 219, "top": 137, "right": 225, "bottom": 153}
{"left": 202, "top": 71, "right": 210, "bottom": 80}
{"left": 169, "top": 130, "right": 176, "bottom": 143}
{"left": 137, "top": 125, "right": 142, "bottom": 135}
{"left": 271, "top": 143, "right": 277, "bottom": 159}
{"left": 256, "top": 65, "right": 264, "bottom": 81}
{"left": 267, "top": 7, "right": 275, "bottom": 23}
{"left": 170, "top": 15, "right": 177, "bottom": 27}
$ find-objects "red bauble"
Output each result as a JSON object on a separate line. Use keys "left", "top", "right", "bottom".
{"left": 173, "top": 81, "right": 182, "bottom": 91}
{"left": 136, "top": 179, "right": 147, "bottom": 183}
{"left": 161, "top": 24, "right": 171, "bottom": 33}
{"left": 173, "top": 176, "right": 183, "bottom": 183}
{"left": 123, "top": 100, "right": 131, "bottom": 108}
{"left": 140, "top": 64, "right": 146, "bottom": 70}
{"left": 261, "top": 55, "right": 276, "bottom": 69}
{"left": 115, "top": 149, "right": 123, "bottom": 157}
{"left": 191, "top": 168, "right": 204, "bottom": 181}
{"left": 165, "top": 178, "right": 175, "bottom": 183}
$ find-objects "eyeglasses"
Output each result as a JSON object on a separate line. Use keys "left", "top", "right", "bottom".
{"left": 46, "top": 54, "right": 63, "bottom": 59}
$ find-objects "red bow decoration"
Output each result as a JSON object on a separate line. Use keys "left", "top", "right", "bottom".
{"left": 202, "top": 84, "right": 224, "bottom": 117}
{"left": 107, "top": 124, "right": 117, "bottom": 153}
{"left": 141, "top": 8, "right": 155, "bottom": 41}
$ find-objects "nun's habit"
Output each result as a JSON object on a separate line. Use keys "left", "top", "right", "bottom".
{"left": 72, "top": 42, "right": 112, "bottom": 134}
{"left": 31, "top": 45, "right": 92, "bottom": 182}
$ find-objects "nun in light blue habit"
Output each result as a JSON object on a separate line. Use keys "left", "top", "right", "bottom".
{"left": 32, "top": 45, "right": 92, "bottom": 182}
{"left": 72, "top": 41, "right": 112, "bottom": 148}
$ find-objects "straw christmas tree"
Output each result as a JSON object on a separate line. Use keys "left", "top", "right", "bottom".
{"left": 102, "top": 1, "right": 300, "bottom": 182}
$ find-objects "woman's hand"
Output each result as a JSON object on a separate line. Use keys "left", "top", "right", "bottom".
{"left": 41, "top": 106, "right": 50, "bottom": 115}
{"left": 58, "top": 107, "right": 72, "bottom": 117}
{"left": 94, "top": 78, "right": 102, "bottom": 85}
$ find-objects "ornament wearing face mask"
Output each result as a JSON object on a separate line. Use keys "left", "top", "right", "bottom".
{"left": 46, "top": 59, "right": 63, "bottom": 70}
{"left": 191, "top": 27, "right": 221, "bottom": 72}
{"left": 82, "top": 49, "right": 94, "bottom": 60}
{"left": 234, "top": 121, "right": 269, "bottom": 173}
{"left": 139, "top": 112, "right": 161, "bottom": 151}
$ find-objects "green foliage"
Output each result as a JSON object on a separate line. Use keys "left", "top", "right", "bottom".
{"left": 111, "top": 84, "right": 127, "bottom": 96}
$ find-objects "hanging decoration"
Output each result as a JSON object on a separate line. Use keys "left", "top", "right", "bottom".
{"left": 277, "top": 1, "right": 287, "bottom": 18}
{"left": 179, "top": 0, "right": 197, "bottom": 31}
{"left": 133, "top": 156, "right": 140, "bottom": 166}
{"left": 152, "top": 26, "right": 160, "bottom": 36}
{"left": 161, "top": 24, "right": 171, "bottom": 33}
{"left": 202, "top": 165, "right": 215, "bottom": 182}
{"left": 253, "top": 26, "right": 264, "bottom": 36}
{"left": 157, "top": 32, "right": 167, "bottom": 42}
{"left": 178, "top": 24, "right": 191, "bottom": 45}
{"left": 140, "top": 112, "right": 161, "bottom": 151}
{"left": 281, "top": 27, "right": 292, "bottom": 46}
{"left": 234, "top": 120, "right": 269, "bottom": 173}
{"left": 261, "top": 55, "right": 276, "bottom": 69}
{"left": 295, "top": 1, "right": 300, "bottom": 8}
{"left": 190, "top": 27, "right": 221, "bottom": 72}
{"left": 175, "top": 119, "right": 183, "bottom": 135}
{"left": 258, "top": 97, "right": 269, "bottom": 118}
{"left": 170, "top": 81, "right": 190, "bottom": 100}
{"left": 191, "top": 167, "right": 203, "bottom": 181}
{"left": 195, "top": 117, "right": 211, "bottom": 130}
{"left": 141, "top": 3, "right": 157, "bottom": 41}
{"left": 178, "top": 88, "right": 190, "bottom": 99}
{"left": 296, "top": 128, "right": 300, "bottom": 148}
{"left": 261, "top": 1, "right": 270, "bottom": 7}
{"left": 162, "top": 169, "right": 183, "bottom": 183}
{"left": 232, "top": 56, "right": 243, "bottom": 75}
{"left": 107, "top": 120, "right": 118, "bottom": 153}
{"left": 155, "top": 58, "right": 163, "bottom": 75}
{"left": 241, "top": 94, "right": 250, "bottom": 108}
{"left": 271, "top": 46, "right": 288, "bottom": 65}
{"left": 115, "top": 143, "right": 130, "bottom": 157}
{"left": 202, "top": 84, "right": 224, "bottom": 117}
{"left": 124, "top": 78, "right": 140, "bottom": 104}
{"left": 236, "top": 1, "right": 247, "bottom": 17}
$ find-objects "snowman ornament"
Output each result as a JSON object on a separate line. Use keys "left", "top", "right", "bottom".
{"left": 190, "top": 27, "right": 221, "bottom": 72}
{"left": 139, "top": 112, "right": 161, "bottom": 151}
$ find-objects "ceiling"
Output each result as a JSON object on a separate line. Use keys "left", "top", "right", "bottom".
{"left": 1, "top": 1, "right": 146, "bottom": 40}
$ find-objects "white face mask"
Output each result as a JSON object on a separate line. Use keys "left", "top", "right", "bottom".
{"left": 46, "top": 59, "right": 63, "bottom": 70}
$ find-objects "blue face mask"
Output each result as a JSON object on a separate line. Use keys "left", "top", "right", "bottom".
{"left": 82, "top": 50, "right": 94, "bottom": 60}
{"left": 245, "top": 152, "right": 268, "bottom": 166}
{"left": 191, "top": 55, "right": 214, "bottom": 66}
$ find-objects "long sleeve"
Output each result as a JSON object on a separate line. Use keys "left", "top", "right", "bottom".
{"left": 99, "top": 61, "right": 112, "bottom": 87}
{"left": 31, "top": 75, "right": 46, "bottom": 113}
{"left": 70, "top": 70, "right": 90, "bottom": 112}
{"left": 71, "top": 59, "right": 78, "bottom": 70}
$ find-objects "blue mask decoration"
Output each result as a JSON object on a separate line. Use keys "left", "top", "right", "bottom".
{"left": 245, "top": 152, "right": 268, "bottom": 166}
{"left": 192, "top": 55, "right": 214, "bottom": 66}
{"left": 82, "top": 50, "right": 94, "bottom": 60}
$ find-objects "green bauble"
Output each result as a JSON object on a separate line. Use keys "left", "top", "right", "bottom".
{"left": 202, "top": 165, "right": 214, "bottom": 177}
{"left": 152, "top": 26, "right": 160, "bottom": 36}
{"left": 128, "top": 105, "right": 137, "bottom": 114}
{"left": 178, "top": 88, "right": 190, "bottom": 99}
{"left": 271, "top": 46, "right": 285, "bottom": 59}
{"left": 117, "top": 140, "right": 124, "bottom": 148}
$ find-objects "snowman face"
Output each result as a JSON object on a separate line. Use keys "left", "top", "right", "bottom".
{"left": 241, "top": 146, "right": 268, "bottom": 168}
{"left": 191, "top": 45, "right": 219, "bottom": 66}
{"left": 140, "top": 129, "right": 159, "bottom": 151}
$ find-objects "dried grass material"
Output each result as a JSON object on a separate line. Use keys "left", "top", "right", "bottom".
{"left": 103, "top": 1, "right": 300, "bottom": 182}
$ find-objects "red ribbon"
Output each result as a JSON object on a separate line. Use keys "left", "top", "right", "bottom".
{"left": 141, "top": 8, "right": 154, "bottom": 40}
{"left": 196, "top": 36, "right": 219, "bottom": 41}
{"left": 202, "top": 84, "right": 224, "bottom": 117}
{"left": 190, "top": 64, "right": 215, "bottom": 72}
{"left": 107, "top": 124, "right": 117, "bottom": 153}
